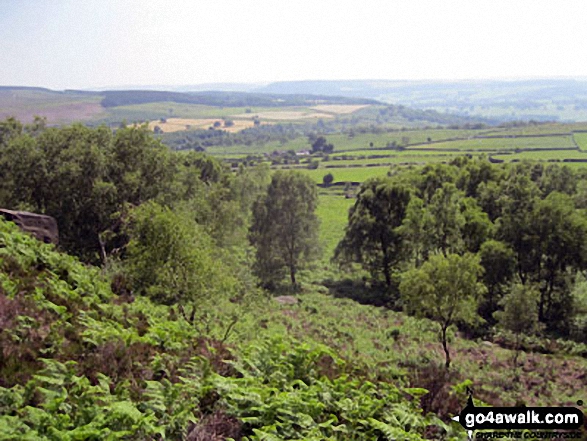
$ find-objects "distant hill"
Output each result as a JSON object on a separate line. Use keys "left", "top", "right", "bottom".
{"left": 254, "top": 79, "right": 587, "bottom": 122}
{"left": 99, "top": 90, "right": 380, "bottom": 108}
{"left": 0, "top": 85, "right": 486, "bottom": 128}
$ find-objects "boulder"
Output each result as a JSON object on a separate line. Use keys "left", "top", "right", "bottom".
{"left": 274, "top": 295, "right": 299, "bottom": 305}
{"left": 0, "top": 209, "right": 59, "bottom": 245}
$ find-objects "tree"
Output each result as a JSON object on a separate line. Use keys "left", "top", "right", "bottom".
{"left": 494, "top": 283, "right": 542, "bottom": 368}
{"left": 123, "top": 201, "right": 236, "bottom": 311}
{"left": 495, "top": 169, "right": 541, "bottom": 284}
{"left": 530, "top": 192, "right": 587, "bottom": 329}
{"left": 335, "top": 177, "right": 411, "bottom": 288}
{"left": 322, "top": 173, "right": 334, "bottom": 186}
{"left": 309, "top": 136, "right": 334, "bottom": 154}
{"left": 249, "top": 171, "right": 320, "bottom": 288}
{"left": 478, "top": 240, "right": 516, "bottom": 322}
{"left": 400, "top": 253, "right": 485, "bottom": 369}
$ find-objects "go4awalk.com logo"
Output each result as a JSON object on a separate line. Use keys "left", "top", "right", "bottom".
{"left": 451, "top": 390, "right": 584, "bottom": 439}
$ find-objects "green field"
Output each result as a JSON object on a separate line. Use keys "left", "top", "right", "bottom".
{"left": 322, "top": 154, "right": 462, "bottom": 167}
{"left": 219, "top": 123, "right": 587, "bottom": 189}
{"left": 208, "top": 126, "right": 582, "bottom": 159}
{"left": 410, "top": 135, "right": 575, "bottom": 151}
{"left": 321, "top": 129, "right": 488, "bottom": 151}
{"left": 316, "top": 191, "right": 355, "bottom": 259}
{"left": 573, "top": 132, "right": 587, "bottom": 150}
{"left": 492, "top": 150, "right": 587, "bottom": 161}
{"left": 94, "top": 102, "right": 336, "bottom": 125}
{"left": 297, "top": 165, "right": 393, "bottom": 183}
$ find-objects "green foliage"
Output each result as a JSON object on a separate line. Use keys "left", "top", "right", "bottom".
{"left": 478, "top": 240, "right": 516, "bottom": 321}
{"left": 0, "top": 120, "right": 236, "bottom": 263}
{"left": 495, "top": 283, "right": 542, "bottom": 337}
{"left": 335, "top": 177, "right": 411, "bottom": 289}
{"left": 0, "top": 359, "right": 163, "bottom": 440}
{"left": 250, "top": 171, "right": 321, "bottom": 288}
{"left": 494, "top": 283, "right": 543, "bottom": 367}
{"left": 211, "top": 336, "right": 453, "bottom": 441}
{"left": 309, "top": 135, "right": 334, "bottom": 154}
{"left": 400, "top": 253, "right": 485, "bottom": 369}
{"left": 123, "top": 201, "right": 237, "bottom": 306}
{"left": 322, "top": 172, "right": 334, "bottom": 186}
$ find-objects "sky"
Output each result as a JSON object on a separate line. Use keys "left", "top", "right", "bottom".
{"left": 1, "top": 0, "right": 587, "bottom": 90}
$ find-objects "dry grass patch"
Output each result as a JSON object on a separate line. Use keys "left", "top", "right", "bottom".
{"left": 147, "top": 118, "right": 268, "bottom": 133}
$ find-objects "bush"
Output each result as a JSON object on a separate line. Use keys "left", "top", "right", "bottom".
{"left": 123, "top": 201, "right": 237, "bottom": 306}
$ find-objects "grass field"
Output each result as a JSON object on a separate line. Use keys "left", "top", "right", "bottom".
{"left": 205, "top": 131, "right": 489, "bottom": 156}
{"left": 316, "top": 190, "right": 355, "bottom": 259}
{"left": 297, "top": 165, "right": 393, "bottom": 183}
{"left": 92, "top": 102, "right": 286, "bottom": 126}
{"left": 94, "top": 103, "right": 371, "bottom": 128}
{"left": 573, "top": 132, "right": 587, "bottom": 150}
{"left": 208, "top": 127, "right": 581, "bottom": 157}
{"left": 207, "top": 138, "right": 312, "bottom": 155}
{"left": 409, "top": 135, "right": 575, "bottom": 151}
{"left": 234, "top": 108, "right": 334, "bottom": 121}
{"left": 491, "top": 150, "right": 587, "bottom": 161}
{"left": 322, "top": 154, "right": 462, "bottom": 167}
{"left": 488, "top": 122, "right": 587, "bottom": 136}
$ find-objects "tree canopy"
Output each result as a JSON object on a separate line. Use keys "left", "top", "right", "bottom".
{"left": 249, "top": 171, "right": 320, "bottom": 288}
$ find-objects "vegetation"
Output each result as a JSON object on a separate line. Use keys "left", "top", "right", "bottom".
{"left": 250, "top": 171, "right": 320, "bottom": 288}
{"left": 400, "top": 253, "right": 485, "bottom": 369}
{"left": 1, "top": 116, "right": 587, "bottom": 439}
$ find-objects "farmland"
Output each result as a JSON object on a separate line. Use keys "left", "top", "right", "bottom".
{"left": 146, "top": 117, "right": 268, "bottom": 133}
{"left": 207, "top": 122, "right": 587, "bottom": 187}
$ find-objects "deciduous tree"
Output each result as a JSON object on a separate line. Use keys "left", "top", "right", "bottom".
{"left": 400, "top": 253, "right": 485, "bottom": 369}
{"left": 249, "top": 171, "right": 320, "bottom": 288}
{"left": 334, "top": 177, "right": 411, "bottom": 288}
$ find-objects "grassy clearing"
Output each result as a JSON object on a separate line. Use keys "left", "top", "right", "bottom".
{"left": 316, "top": 191, "right": 354, "bottom": 260}
{"left": 235, "top": 108, "right": 334, "bottom": 121}
{"left": 207, "top": 138, "right": 311, "bottom": 155}
{"left": 493, "top": 122, "right": 587, "bottom": 136}
{"left": 260, "top": 291, "right": 587, "bottom": 409}
{"left": 323, "top": 130, "right": 479, "bottom": 151}
{"left": 331, "top": 149, "right": 469, "bottom": 158}
{"left": 205, "top": 123, "right": 587, "bottom": 157}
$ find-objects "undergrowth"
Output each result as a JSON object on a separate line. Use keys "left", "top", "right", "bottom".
{"left": 1, "top": 220, "right": 585, "bottom": 439}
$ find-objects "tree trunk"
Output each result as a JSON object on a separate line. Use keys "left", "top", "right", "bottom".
{"left": 290, "top": 266, "right": 296, "bottom": 287}
{"left": 383, "top": 256, "right": 392, "bottom": 287}
{"left": 442, "top": 324, "right": 451, "bottom": 370}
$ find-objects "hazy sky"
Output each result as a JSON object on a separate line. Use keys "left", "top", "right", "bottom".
{"left": 1, "top": 0, "right": 586, "bottom": 90}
